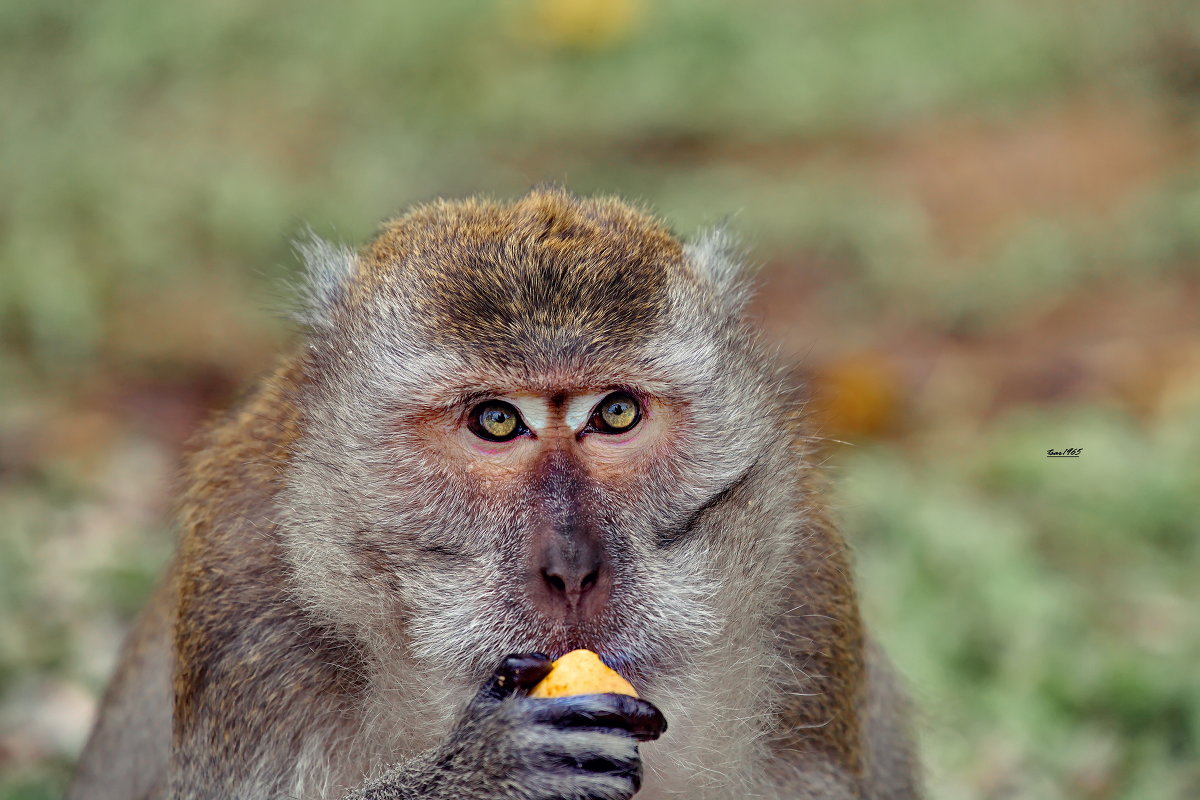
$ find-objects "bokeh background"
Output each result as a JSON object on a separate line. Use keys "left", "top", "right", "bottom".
{"left": 2, "top": 1, "right": 1198, "bottom": 798}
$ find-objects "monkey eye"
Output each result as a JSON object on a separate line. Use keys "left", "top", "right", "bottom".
{"left": 589, "top": 392, "right": 641, "bottom": 434}
{"left": 468, "top": 400, "right": 527, "bottom": 442}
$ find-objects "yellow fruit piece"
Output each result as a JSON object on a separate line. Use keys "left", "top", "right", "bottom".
{"left": 529, "top": 649, "right": 638, "bottom": 698}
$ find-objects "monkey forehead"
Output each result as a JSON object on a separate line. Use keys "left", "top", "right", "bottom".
{"left": 358, "top": 189, "right": 695, "bottom": 360}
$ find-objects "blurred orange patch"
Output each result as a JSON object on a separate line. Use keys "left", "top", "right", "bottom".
{"left": 811, "top": 351, "right": 902, "bottom": 440}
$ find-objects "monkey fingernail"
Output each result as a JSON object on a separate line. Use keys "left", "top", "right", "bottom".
{"left": 485, "top": 653, "right": 554, "bottom": 698}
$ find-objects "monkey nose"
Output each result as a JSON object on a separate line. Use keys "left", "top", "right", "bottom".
{"left": 541, "top": 563, "right": 600, "bottom": 598}
{"left": 534, "top": 536, "right": 609, "bottom": 617}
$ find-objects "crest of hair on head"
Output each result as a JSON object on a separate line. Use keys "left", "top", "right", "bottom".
{"left": 292, "top": 227, "right": 358, "bottom": 330}
{"left": 685, "top": 223, "right": 752, "bottom": 309}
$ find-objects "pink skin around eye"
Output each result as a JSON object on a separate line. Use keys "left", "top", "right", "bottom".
{"left": 594, "top": 427, "right": 641, "bottom": 446}
{"left": 582, "top": 412, "right": 645, "bottom": 446}
{"left": 469, "top": 434, "right": 530, "bottom": 457}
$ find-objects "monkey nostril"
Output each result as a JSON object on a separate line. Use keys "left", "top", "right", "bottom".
{"left": 544, "top": 570, "right": 567, "bottom": 594}
{"left": 580, "top": 569, "right": 598, "bottom": 592}
{"left": 542, "top": 568, "right": 602, "bottom": 598}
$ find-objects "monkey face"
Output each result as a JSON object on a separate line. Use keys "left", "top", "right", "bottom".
{"left": 279, "top": 190, "right": 795, "bottom": 696}
{"left": 406, "top": 383, "right": 694, "bottom": 664}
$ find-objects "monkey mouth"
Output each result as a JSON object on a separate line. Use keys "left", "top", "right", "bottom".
{"left": 537, "top": 624, "right": 616, "bottom": 662}
{"left": 533, "top": 618, "right": 680, "bottom": 690}
{"left": 510, "top": 603, "right": 647, "bottom": 679}
{"left": 536, "top": 626, "right": 647, "bottom": 681}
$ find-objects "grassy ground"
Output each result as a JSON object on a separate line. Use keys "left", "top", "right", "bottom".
{"left": 1, "top": 1, "right": 1198, "bottom": 797}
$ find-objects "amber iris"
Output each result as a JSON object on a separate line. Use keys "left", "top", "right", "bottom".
{"left": 593, "top": 392, "right": 640, "bottom": 433}
{"left": 469, "top": 401, "right": 525, "bottom": 442}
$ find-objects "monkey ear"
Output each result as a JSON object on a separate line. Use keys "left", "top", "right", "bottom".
{"left": 685, "top": 223, "right": 752, "bottom": 309}
{"left": 291, "top": 228, "right": 358, "bottom": 329}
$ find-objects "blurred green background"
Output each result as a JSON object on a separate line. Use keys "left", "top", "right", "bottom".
{"left": 1, "top": 1, "right": 1198, "bottom": 798}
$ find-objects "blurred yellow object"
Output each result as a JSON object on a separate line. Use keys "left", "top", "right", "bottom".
{"left": 529, "top": 649, "right": 638, "bottom": 698}
{"left": 524, "top": 0, "right": 641, "bottom": 50}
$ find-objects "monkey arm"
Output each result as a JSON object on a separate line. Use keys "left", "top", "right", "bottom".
{"left": 174, "top": 621, "right": 664, "bottom": 800}
{"left": 341, "top": 655, "right": 665, "bottom": 800}
{"left": 338, "top": 752, "right": 442, "bottom": 800}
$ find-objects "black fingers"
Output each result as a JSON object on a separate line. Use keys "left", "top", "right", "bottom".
{"left": 458, "top": 656, "right": 663, "bottom": 800}
{"left": 626, "top": 761, "right": 643, "bottom": 794}
{"left": 572, "top": 752, "right": 642, "bottom": 794}
{"left": 480, "top": 653, "right": 554, "bottom": 701}
{"left": 529, "top": 693, "right": 668, "bottom": 742}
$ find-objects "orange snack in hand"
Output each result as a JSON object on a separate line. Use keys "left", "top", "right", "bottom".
{"left": 529, "top": 649, "right": 638, "bottom": 698}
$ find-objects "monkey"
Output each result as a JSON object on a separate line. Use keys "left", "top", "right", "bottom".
{"left": 69, "top": 187, "right": 920, "bottom": 800}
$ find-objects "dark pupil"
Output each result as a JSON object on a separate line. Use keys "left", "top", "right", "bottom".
{"left": 607, "top": 401, "right": 629, "bottom": 417}
{"left": 484, "top": 409, "right": 509, "bottom": 426}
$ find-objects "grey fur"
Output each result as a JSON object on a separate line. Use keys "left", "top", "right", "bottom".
{"left": 292, "top": 227, "right": 359, "bottom": 329}
{"left": 683, "top": 224, "right": 752, "bottom": 308}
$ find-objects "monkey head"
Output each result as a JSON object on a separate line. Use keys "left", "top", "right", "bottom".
{"left": 280, "top": 189, "right": 801, "bottom": 699}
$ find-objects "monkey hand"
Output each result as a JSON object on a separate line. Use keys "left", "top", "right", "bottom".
{"left": 443, "top": 653, "right": 667, "bottom": 800}
{"left": 349, "top": 653, "right": 666, "bottom": 800}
